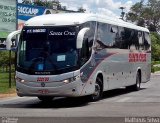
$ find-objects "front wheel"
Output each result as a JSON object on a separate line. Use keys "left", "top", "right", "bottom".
{"left": 90, "top": 77, "right": 103, "bottom": 101}
{"left": 38, "top": 96, "right": 54, "bottom": 102}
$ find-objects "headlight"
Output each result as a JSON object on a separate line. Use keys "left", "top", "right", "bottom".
{"left": 62, "top": 76, "right": 79, "bottom": 84}
{"left": 15, "top": 76, "right": 27, "bottom": 83}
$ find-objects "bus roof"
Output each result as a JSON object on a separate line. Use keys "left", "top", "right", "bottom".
{"left": 25, "top": 13, "right": 149, "bottom": 33}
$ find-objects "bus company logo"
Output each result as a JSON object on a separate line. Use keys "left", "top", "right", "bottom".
{"left": 49, "top": 31, "right": 76, "bottom": 36}
{"left": 37, "top": 77, "right": 49, "bottom": 82}
{"left": 129, "top": 53, "right": 147, "bottom": 62}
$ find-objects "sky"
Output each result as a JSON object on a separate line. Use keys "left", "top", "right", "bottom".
{"left": 56, "top": 0, "right": 145, "bottom": 18}
{"left": 18, "top": 0, "right": 143, "bottom": 18}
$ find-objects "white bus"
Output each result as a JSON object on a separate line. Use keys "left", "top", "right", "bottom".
{"left": 6, "top": 13, "right": 151, "bottom": 101}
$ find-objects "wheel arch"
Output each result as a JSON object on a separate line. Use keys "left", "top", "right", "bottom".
{"left": 95, "top": 72, "right": 104, "bottom": 91}
{"left": 137, "top": 67, "right": 142, "bottom": 83}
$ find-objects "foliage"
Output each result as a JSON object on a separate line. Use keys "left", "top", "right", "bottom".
{"left": 78, "top": 7, "right": 86, "bottom": 13}
{"left": 126, "top": 0, "right": 160, "bottom": 32}
{"left": 149, "top": 32, "right": 160, "bottom": 72}
{"left": 33, "top": 0, "right": 59, "bottom": 9}
{"left": 0, "top": 51, "right": 15, "bottom": 67}
{"left": 22, "top": 0, "right": 63, "bottom": 10}
{"left": 150, "top": 32, "right": 160, "bottom": 61}
{"left": 151, "top": 65, "right": 160, "bottom": 73}
{"left": 126, "top": 0, "right": 160, "bottom": 69}
{"left": 152, "top": 61, "right": 160, "bottom": 65}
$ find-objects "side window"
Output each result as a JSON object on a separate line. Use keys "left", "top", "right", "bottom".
{"left": 96, "top": 22, "right": 107, "bottom": 49}
{"left": 138, "top": 31, "right": 144, "bottom": 50}
{"left": 110, "top": 25, "right": 119, "bottom": 48}
{"left": 138, "top": 32, "right": 143, "bottom": 44}
{"left": 119, "top": 27, "right": 130, "bottom": 49}
{"left": 80, "top": 21, "right": 96, "bottom": 48}
{"left": 144, "top": 32, "right": 151, "bottom": 51}
{"left": 87, "top": 22, "right": 96, "bottom": 49}
{"left": 80, "top": 32, "right": 91, "bottom": 66}
{"left": 96, "top": 23, "right": 118, "bottom": 49}
{"left": 124, "top": 28, "right": 133, "bottom": 49}
{"left": 117, "top": 27, "right": 125, "bottom": 49}
{"left": 80, "top": 21, "right": 96, "bottom": 66}
{"left": 131, "top": 30, "right": 139, "bottom": 50}
{"left": 120, "top": 28, "right": 139, "bottom": 50}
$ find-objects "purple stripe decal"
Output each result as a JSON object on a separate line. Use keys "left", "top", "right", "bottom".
{"left": 80, "top": 53, "right": 117, "bottom": 95}
{"left": 87, "top": 53, "right": 116, "bottom": 82}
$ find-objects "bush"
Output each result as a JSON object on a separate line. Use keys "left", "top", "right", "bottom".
{"left": 0, "top": 51, "right": 15, "bottom": 68}
{"left": 152, "top": 66, "right": 160, "bottom": 73}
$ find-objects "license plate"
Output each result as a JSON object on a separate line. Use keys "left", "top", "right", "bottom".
{"left": 38, "top": 89, "right": 49, "bottom": 94}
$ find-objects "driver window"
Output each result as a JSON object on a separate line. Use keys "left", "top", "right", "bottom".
{"left": 80, "top": 32, "right": 92, "bottom": 66}
{"left": 80, "top": 21, "right": 95, "bottom": 66}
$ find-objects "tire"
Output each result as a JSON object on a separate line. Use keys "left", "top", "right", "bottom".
{"left": 126, "top": 72, "right": 141, "bottom": 91}
{"left": 38, "top": 96, "right": 54, "bottom": 102}
{"left": 90, "top": 77, "right": 103, "bottom": 101}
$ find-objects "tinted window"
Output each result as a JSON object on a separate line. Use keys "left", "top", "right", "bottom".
{"left": 144, "top": 32, "right": 151, "bottom": 51}
{"left": 80, "top": 22, "right": 96, "bottom": 66}
{"left": 138, "top": 31, "right": 144, "bottom": 50}
{"left": 80, "top": 21, "right": 96, "bottom": 47}
{"left": 94, "top": 22, "right": 149, "bottom": 52}
{"left": 96, "top": 23, "right": 118, "bottom": 49}
{"left": 119, "top": 28, "right": 139, "bottom": 50}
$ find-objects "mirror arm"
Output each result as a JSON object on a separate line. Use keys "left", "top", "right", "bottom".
{"left": 76, "top": 28, "right": 90, "bottom": 49}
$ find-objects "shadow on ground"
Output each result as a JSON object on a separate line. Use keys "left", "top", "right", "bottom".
{"left": 0, "top": 87, "right": 146, "bottom": 109}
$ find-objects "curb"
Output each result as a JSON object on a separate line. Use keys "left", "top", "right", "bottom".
{"left": 0, "top": 93, "right": 17, "bottom": 99}
{"left": 151, "top": 71, "right": 160, "bottom": 75}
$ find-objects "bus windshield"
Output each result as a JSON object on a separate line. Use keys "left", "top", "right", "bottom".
{"left": 17, "top": 26, "right": 79, "bottom": 74}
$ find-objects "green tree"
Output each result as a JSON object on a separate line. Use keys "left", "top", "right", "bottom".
{"left": 126, "top": 0, "right": 160, "bottom": 32}
{"left": 33, "top": 0, "right": 60, "bottom": 9}
{"left": 22, "top": 0, "right": 30, "bottom": 4}
{"left": 150, "top": 33, "right": 160, "bottom": 61}
{"left": 126, "top": 0, "right": 144, "bottom": 23}
{"left": 78, "top": 7, "right": 86, "bottom": 13}
{"left": 0, "top": 51, "right": 15, "bottom": 67}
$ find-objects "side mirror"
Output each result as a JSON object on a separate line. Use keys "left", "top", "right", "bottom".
{"left": 6, "top": 30, "right": 21, "bottom": 50}
{"left": 76, "top": 28, "right": 90, "bottom": 49}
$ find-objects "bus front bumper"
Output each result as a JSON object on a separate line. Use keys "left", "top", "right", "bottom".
{"left": 16, "top": 80, "right": 85, "bottom": 97}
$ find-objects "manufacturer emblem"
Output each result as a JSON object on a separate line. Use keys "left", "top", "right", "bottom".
{"left": 41, "top": 82, "right": 45, "bottom": 87}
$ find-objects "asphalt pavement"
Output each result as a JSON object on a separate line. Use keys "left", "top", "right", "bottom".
{"left": 0, "top": 74, "right": 160, "bottom": 123}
